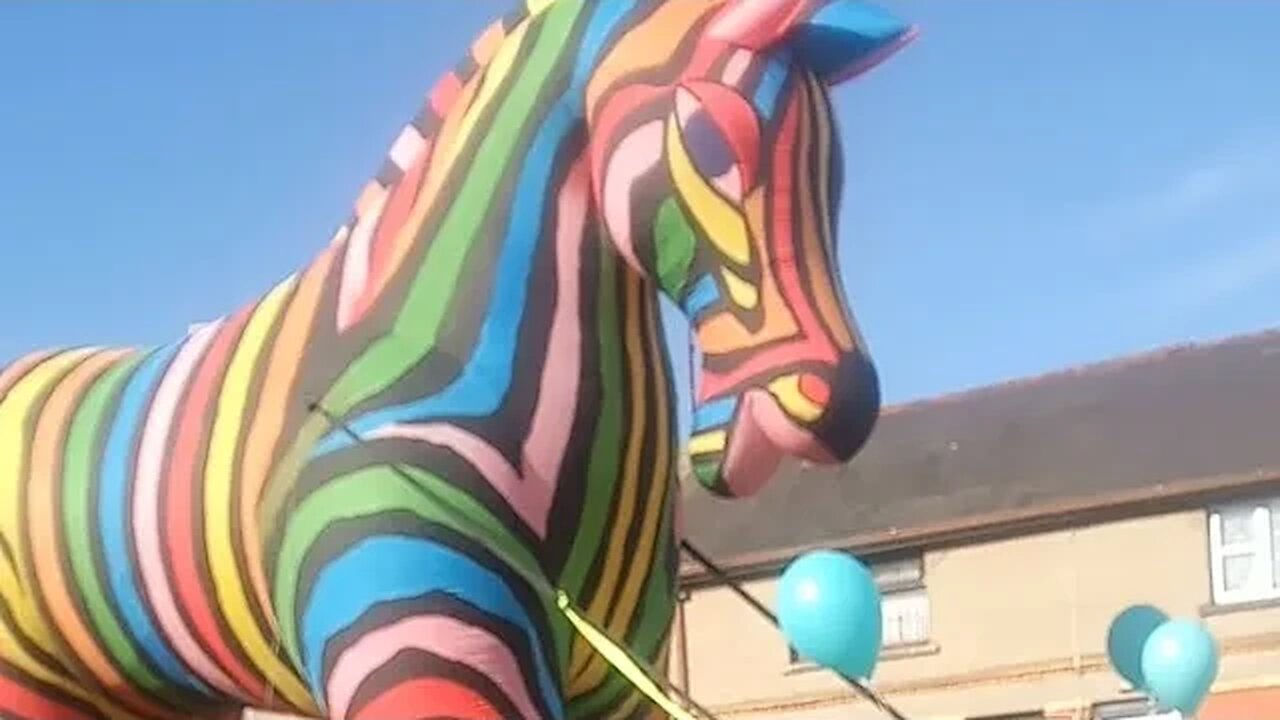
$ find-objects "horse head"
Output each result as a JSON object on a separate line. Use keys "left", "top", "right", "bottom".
{"left": 586, "top": 0, "right": 915, "bottom": 496}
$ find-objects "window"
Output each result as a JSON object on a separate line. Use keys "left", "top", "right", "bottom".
{"left": 876, "top": 556, "right": 930, "bottom": 648}
{"left": 1092, "top": 699, "right": 1181, "bottom": 719}
{"left": 788, "top": 553, "right": 930, "bottom": 664}
{"left": 1208, "top": 499, "right": 1280, "bottom": 605}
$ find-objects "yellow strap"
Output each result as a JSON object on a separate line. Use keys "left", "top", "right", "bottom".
{"left": 555, "top": 590, "right": 703, "bottom": 720}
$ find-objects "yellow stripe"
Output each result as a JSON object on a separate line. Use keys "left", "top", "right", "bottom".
{"left": 569, "top": 272, "right": 648, "bottom": 684}
{"left": 608, "top": 300, "right": 673, "bottom": 631}
{"left": 526, "top": 0, "right": 556, "bottom": 13}
{"left": 666, "top": 116, "right": 751, "bottom": 266}
{"left": 241, "top": 245, "right": 340, "bottom": 634}
{"left": 556, "top": 592, "right": 700, "bottom": 720}
{"left": 719, "top": 267, "right": 759, "bottom": 309}
{"left": 687, "top": 430, "right": 726, "bottom": 456}
{"left": 203, "top": 276, "right": 315, "bottom": 710}
{"left": 767, "top": 375, "right": 823, "bottom": 423}
{"left": 0, "top": 349, "right": 96, "bottom": 660}
{"left": 581, "top": 298, "right": 675, "bottom": 694}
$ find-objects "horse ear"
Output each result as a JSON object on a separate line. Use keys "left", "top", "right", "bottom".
{"left": 706, "top": 0, "right": 917, "bottom": 84}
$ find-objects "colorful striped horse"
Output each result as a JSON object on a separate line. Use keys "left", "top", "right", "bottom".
{"left": 0, "top": 0, "right": 913, "bottom": 718}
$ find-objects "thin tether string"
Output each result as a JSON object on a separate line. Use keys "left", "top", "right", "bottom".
{"left": 679, "top": 541, "right": 912, "bottom": 720}
{"left": 680, "top": 329, "right": 911, "bottom": 720}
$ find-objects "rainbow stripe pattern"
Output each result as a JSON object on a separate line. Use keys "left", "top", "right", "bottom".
{"left": 0, "top": 1, "right": 912, "bottom": 718}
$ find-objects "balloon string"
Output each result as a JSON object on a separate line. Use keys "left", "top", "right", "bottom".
{"left": 679, "top": 540, "right": 912, "bottom": 720}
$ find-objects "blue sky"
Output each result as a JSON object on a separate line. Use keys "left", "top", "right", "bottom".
{"left": 2, "top": 1, "right": 1278, "bottom": 438}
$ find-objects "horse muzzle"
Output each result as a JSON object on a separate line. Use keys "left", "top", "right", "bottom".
{"left": 702, "top": 350, "right": 881, "bottom": 497}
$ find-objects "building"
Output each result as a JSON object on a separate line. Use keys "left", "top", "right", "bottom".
{"left": 671, "top": 329, "right": 1280, "bottom": 720}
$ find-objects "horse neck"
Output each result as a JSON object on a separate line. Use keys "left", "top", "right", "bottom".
{"left": 274, "top": 0, "right": 684, "bottom": 525}
{"left": 536, "top": 233, "right": 685, "bottom": 587}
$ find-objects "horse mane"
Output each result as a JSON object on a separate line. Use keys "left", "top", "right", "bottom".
{"left": 323, "top": 1, "right": 553, "bottom": 330}
{"left": 342, "top": 2, "right": 539, "bottom": 228}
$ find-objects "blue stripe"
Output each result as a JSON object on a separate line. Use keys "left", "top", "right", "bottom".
{"left": 301, "top": 536, "right": 563, "bottom": 719}
{"left": 681, "top": 274, "right": 720, "bottom": 318}
{"left": 693, "top": 396, "right": 738, "bottom": 431}
{"left": 98, "top": 345, "right": 212, "bottom": 695}
{"left": 752, "top": 53, "right": 790, "bottom": 120}
{"left": 572, "top": 0, "right": 634, "bottom": 89}
{"left": 316, "top": 7, "right": 621, "bottom": 457}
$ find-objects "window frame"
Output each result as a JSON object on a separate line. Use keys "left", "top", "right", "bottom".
{"left": 1207, "top": 499, "right": 1279, "bottom": 606}
{"left": 1091, "top": 698, "right": 1182, "bottom": 719}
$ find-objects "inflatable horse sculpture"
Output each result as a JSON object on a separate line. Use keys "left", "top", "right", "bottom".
{"left": 0, "top": 0, "right": 913, "bottom": 717}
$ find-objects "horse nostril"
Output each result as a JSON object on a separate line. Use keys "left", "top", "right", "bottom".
{"left": 810, "top": 352, "right": 881, "bottom": 461}
{"left": 798, "top": 372, "right": 831, "bottom": 406}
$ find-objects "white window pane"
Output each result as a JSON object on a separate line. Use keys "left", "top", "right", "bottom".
{"left": 1224, "top": 553, "right": 1255, "bottom": 591}
{"left": 1222, "top": 508, "right": 1257, "bottom": 543}
{"left": 1269, "top": 530, "right": 1280, "bottom": 586}
{"left": 883, "top": 590, "right": 929, "bottom": 646}
{"left": 1270, "top": 503, "right": 1280, "bottom": 589}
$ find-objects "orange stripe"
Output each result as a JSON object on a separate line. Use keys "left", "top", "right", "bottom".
{"left": 26, "top": 349, "right": 179, "bottom": 719}
{"left": 585, "top": 1, "right": 711, "bottom": 122}
{"left": 239, "top": 244, "right": 341, "bottom": 625}
{"left": 470, "top": 20, "right": 506, "bottom": 65}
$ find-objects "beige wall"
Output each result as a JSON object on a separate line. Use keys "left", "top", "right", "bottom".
{"left": 675, "top": 509, "right": 1280, "bottom": 719}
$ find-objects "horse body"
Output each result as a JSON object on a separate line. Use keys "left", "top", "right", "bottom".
{"left": 0, "top": 1, "right": 912, "bottom": 718}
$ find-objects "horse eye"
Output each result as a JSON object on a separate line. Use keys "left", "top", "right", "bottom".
{"left": 683, "top": 109, "right": 736, "bottom": 181}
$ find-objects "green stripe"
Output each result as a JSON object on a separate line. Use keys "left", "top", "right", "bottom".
{"left": 559, "top": 251, "right": 625, "bottom": 602}
{"left": 655, "top": 196, "right": 697, "bottom": 298}
{"left": 61, "top": 356, "right": 165, "bottom": 690}
{"left": 569, "top": 498, "right": 677, "bottom": 717}
{"left": 323, "top": 0, "right": 588, "bottom": 416}
{"left": 272, "top": 466, "right": 551, "bottom": 663}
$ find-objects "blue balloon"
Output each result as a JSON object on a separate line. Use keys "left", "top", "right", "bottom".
{"left": 1106, "top": 604, "right": 1169, "bottom": 689}
{"left": 778, "top": 549, "right": 882, "bottom": 679}
{"left": 1141, "top": 619, "right": 1219, "bottom": 714}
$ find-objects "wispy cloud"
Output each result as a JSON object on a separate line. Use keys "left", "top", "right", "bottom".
{"left": 1150, "top": 234, "right": 1280, "bottom": 310}
{"left": 1075, "top": 126, "right": 1280, "bottom": 313}
{"left": 1080, "top": 131, "right": 1279, "bottom": 243}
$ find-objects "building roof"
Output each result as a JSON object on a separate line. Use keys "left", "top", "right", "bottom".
{"left": 681, "top": 328, "right": 1280, "bottom": 575}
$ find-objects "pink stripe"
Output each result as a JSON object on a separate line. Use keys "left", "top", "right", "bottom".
{"left": 132, "top": 320, "right": 242, "bottom": 695}
{"left": 722, "top": 49, "right": 753, "bottom": 85}
{"left": 720, "top": 389, "right": 828, "bottom": 497}
{"left": 325, "top": 615, "right": 541, "bottom": 720}
{"left": 367, "top": 424, "right": 550, "bottom": 537}
{"left": 520, "top": 158, "right": 588, "bottom": 509}
{"left": 602, "top": 121, "right": 663, "bottom": 274}
{"left": 336, "top": 192, "right": 387, "bottom": 332}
